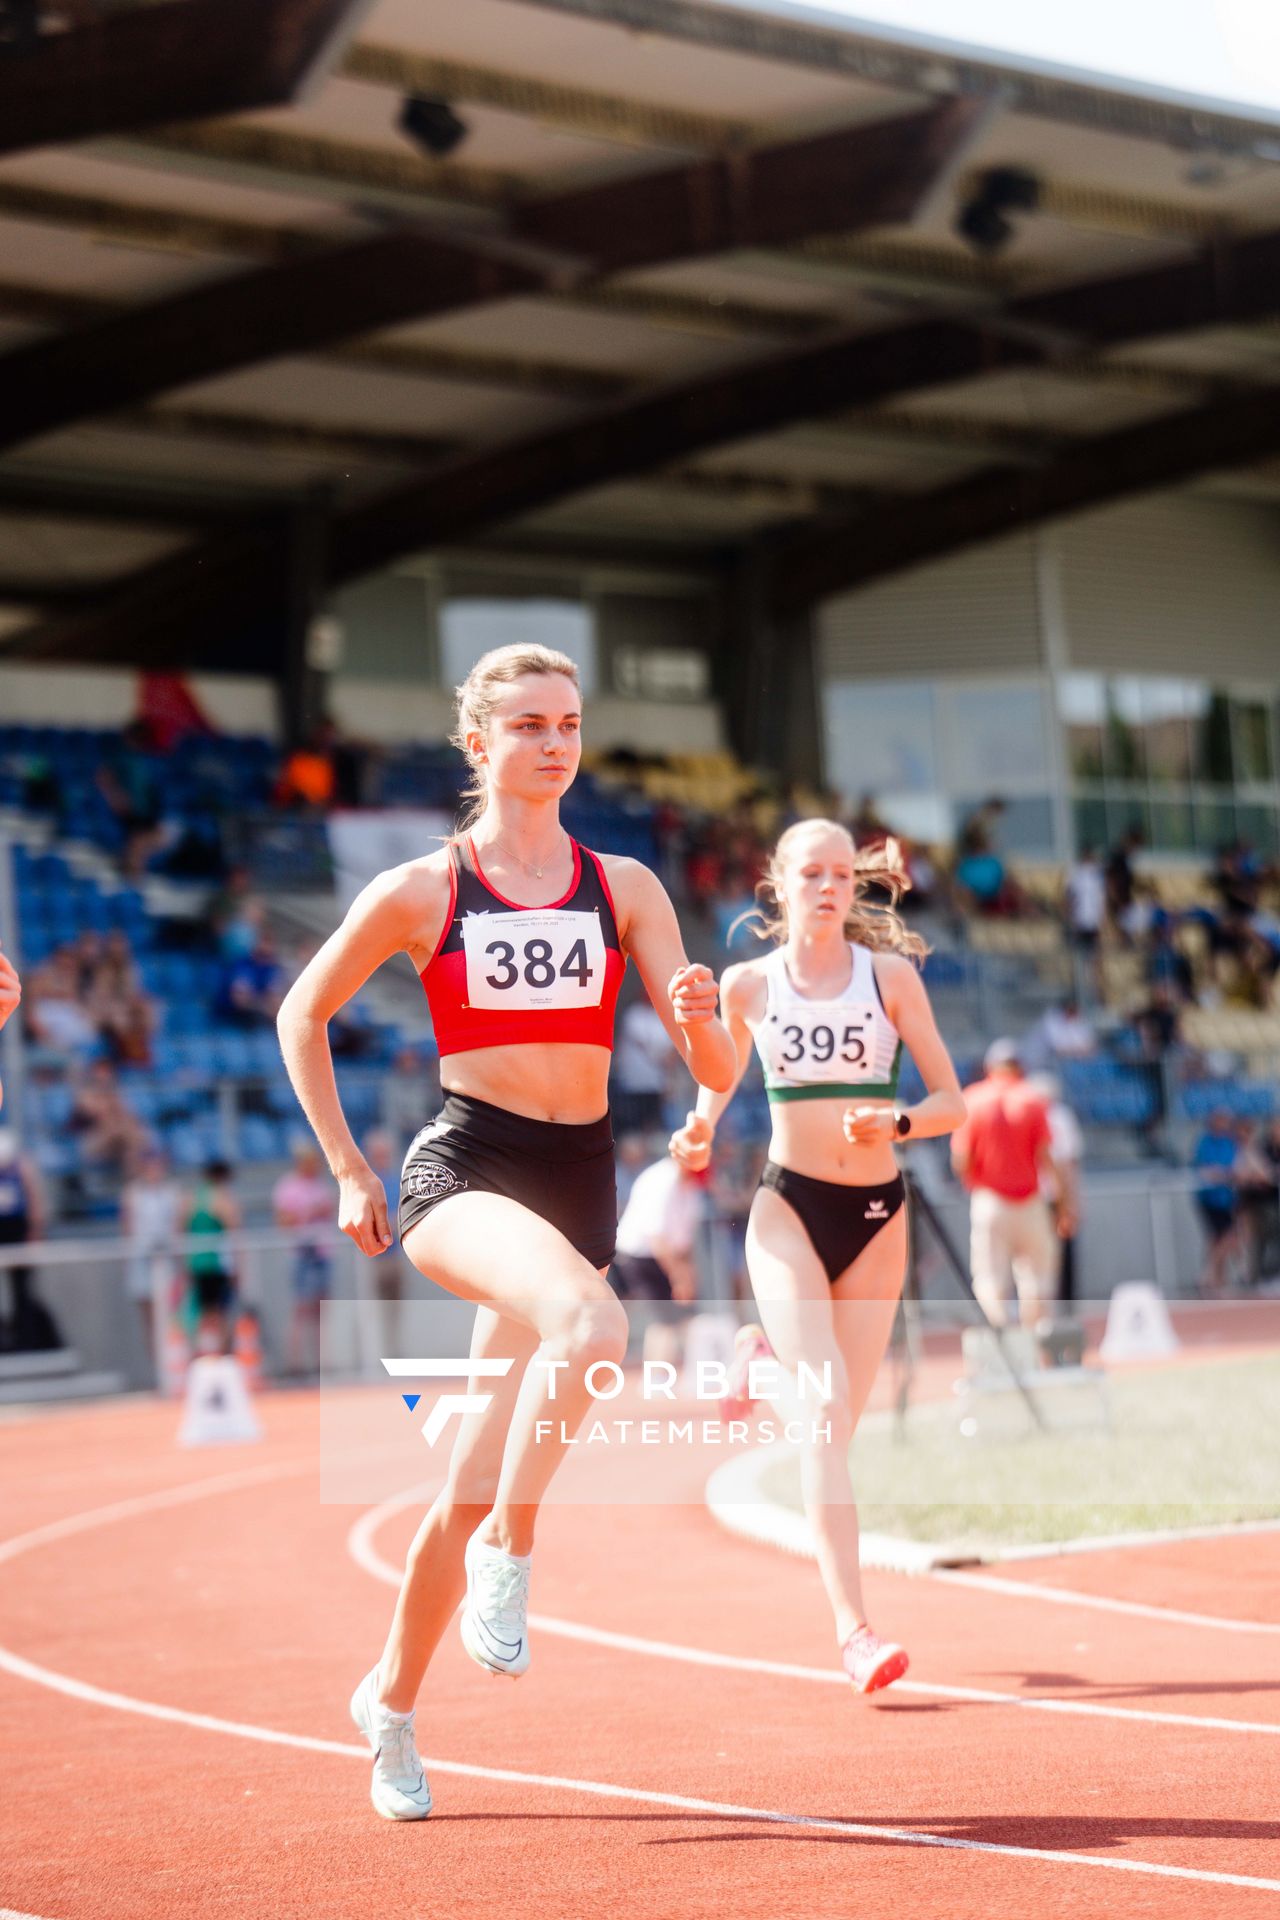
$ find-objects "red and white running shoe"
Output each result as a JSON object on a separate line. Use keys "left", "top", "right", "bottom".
{"left": 720, "top": 1322, "right": 774, "bottom": 1421}
{"left": 841, "top": 1626, "right": 909, "bottom": 1695}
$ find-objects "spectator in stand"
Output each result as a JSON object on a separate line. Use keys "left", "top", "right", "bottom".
{"left": 122, "top": 1146, "right": 182, "bottom": 1358}
{"left": 25, "top": 948, "right": 99, "bottom": 1059}
{"left": 95, "top": 720, "right": 168, "bottom": 879}
{"left": 274, "top": 1138, "right": 335, "bottom": 1379}
{"left": 1224, "top": 930, "right": 1278, "bottom": 1011}
{"left": 1147, "top": 920, "right": 1196, "bottom": 1002}
{"left": 1032, "top": 997, "right": 1097, "bottom": 1063}
{"left": 69, "top": 1058, "right": 148, "bottom": 1178}
{"left": 1104, "top": 827, "right": 1144, "bottom": 927}
{"left": 211, "top": 873, "right": 267, "bottom": 961}
{"left": 0, "top": 1126, "right": 54, "bottom": 1354}
{"left": 1213, "top": 839, "right": 1264, "bottom": 925}
{"left": 185, "top": 1160, "right": 240, "bottom": 1354}
{"left": 1028, "top": 1073, "right": 1085, "bottom": 1306}
{"left": 1191, "top": 1109, "right": 1240, "bottom": 1295}
{"left": 953, "top": 844, "right": 1008, "bottom": 915}
{"left": 952, "top": 797, "right": 1024, "bottom": 917}
{"left": 612, "top": 996, "right": 675, "bottom": 1134}
{"left": 1117, "top": 878, "right": 1164, "bottom": 946}
{"left": 91, "top": 961, "right": 158, "bottom": 1070}
{"left": 1234, "top": 1121, "right": 1278, "bottom": 1287}
{"left": 951, "top": 1039, "right": 1073, "bottom": 1327}
{"left": 217, "top": 931, "right": 287, "bottom": 1029}
{"left": 1125, "top": 984, "right": 1183, "bottom": 1156}
{"left": 273, "top": 721, "right": 337, "bottom": 812}
{"left": 1063, "top": 846, "right": 1106, "bottom": 996}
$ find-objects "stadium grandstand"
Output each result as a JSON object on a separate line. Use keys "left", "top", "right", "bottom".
{"left": 0, "top": 0, "right": 1278, "bottom": 1390}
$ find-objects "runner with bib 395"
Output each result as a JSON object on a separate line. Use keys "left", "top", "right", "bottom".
{"left": 669, "top": 819, "right": 965, "bottom": 1695}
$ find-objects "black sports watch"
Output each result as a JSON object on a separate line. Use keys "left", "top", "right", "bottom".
{"left": 894, "top": 1111, "right": 912, "bottom": 1138}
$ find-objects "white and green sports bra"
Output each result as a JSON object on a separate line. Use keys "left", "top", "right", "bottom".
{"left": 753, "top": 943, "right": 903, "bottom": 1105}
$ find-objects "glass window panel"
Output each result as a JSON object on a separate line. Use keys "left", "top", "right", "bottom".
{"left": 821, "top": 680, "right": 939, "bottom": 799}
{"left": 1148, "top": 797, "right": 1196, "bottom": 853}
{"left": 956, "top": 794, "right": 1054, "bottom": 855}
{"left": 1192, "top": 688, "right": 1234, "bottom": 784}
{"left": 438, "top": 598, "right": 597, "bottom": 697}
{"left": 1232, "top": 699, "right": 1273, "bottom": 783}
{"left": 1072, "top": 794, "right": 1108, "bottom": 857}
{"left": 1058, "top": 674, "right": 1106, "bottom": 779}
{"left": 1236, "top": 803, "right": 1279, "bottom": 857}
{"left": 1138, "top": 678, "right": 1195, "bottom": 784}
{"left": 1106, "top": 794, "right": 1150, "bottom": 850}
{"left": 942, "top": 683, "right": 1048, "bottom": 790}
{"left": 1194, "top": 796, "right": 1237, "bottom": 854}
{"left": 1104, "top": 679, "right": 1146, "bottom": 780}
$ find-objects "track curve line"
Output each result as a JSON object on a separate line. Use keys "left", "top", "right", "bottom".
{"left": 4, "top": 1469, "right": 1280, "bottom": 1896}
{"left": 347, "top": 1486, "right": 1280, "bottom": 1739}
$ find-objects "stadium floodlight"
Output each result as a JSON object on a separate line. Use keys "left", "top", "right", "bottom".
{"left": 398, "top": 94, "right": 469, "bottom": 160}
{"left": 955, "top": 166, "right": 1041, "bottom": 253}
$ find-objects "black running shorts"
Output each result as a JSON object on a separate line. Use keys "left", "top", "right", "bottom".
{"left": 398, "top": 1091, "right": 617, "bottom": 1269}
{"left": 759, "top": 1161, "right": 906, "bottom": 1286}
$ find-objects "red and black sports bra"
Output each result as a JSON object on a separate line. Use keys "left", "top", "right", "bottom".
{"left": 420, "top": 836, "right": 626, "bottom": 1057}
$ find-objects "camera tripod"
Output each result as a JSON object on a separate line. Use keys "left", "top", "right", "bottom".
{"left": 893, "top": 1167, "right": 1046, "bottom": 1432}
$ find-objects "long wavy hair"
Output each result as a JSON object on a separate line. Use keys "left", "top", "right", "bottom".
{"left": 741, "top": 818, "right": 929, "bottom": 963}
{"left": 450, "top": 642, "right": 581, "bottom": 834}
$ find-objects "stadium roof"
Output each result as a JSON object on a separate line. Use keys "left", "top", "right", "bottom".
{"left": 2, "top": 0, "right": 1280, "bottom": 669}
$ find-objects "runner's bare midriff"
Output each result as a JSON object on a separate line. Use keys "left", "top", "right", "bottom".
{"left": 769, "top": 1093, "right": 900, "bottom": 1186}
{"left": 442, "top": 1041, "right": 612, "bottom": 1126}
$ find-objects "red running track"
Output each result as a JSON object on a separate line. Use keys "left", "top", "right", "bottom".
{"left": 1, "top": 1390, "right": 1278, "bottom": 1920}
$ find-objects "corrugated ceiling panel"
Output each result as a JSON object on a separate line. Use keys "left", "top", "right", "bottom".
{"left": 1058, "top": 497, "right": 1280, "bottom": 680}
{"left": 818, "top": 534, "right": 1043, "bottom": 679}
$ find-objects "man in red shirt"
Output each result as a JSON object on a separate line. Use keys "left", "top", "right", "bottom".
{"left": 952, "top": 1039, "right": 1074, "bottom": 1326}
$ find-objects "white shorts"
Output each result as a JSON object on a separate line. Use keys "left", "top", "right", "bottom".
{"left": 969, "top": 1189, "right": 1059, "bottom": 1318}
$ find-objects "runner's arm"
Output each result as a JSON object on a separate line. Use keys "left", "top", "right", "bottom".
{"left": 850, "top": 955, "right": 966, "bottom": 1144}
{"left": 670, "top": 967, "right": 758, "bottom": 1171}
{"left": 610, "top": 859, "right": 737, "bottom": 1092}
{"left": 278, "top": 864, "right": 444, "bottom": 1255}
{"left": 0, "top": 942, "right": 19, "bottom": 1111}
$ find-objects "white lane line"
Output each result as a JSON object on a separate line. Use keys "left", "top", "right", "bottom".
{"left": 1, "top": 1909, "right": 65, "bottom": 1919}
{"left": 0, "top": 1458, "right": 316, "bottom": 1568}
{"left": 5, "top": 1470, "right": 1280, "bottom": 1895}
{"left": 3, "top": 1641, "right": 1279, "bottom": 1896}
{"left": 933, "top": 1569, "right": 1280, "bottom": 1635}
{"left": 348, "top": 1489, "right": 1280, "bottom": 1739}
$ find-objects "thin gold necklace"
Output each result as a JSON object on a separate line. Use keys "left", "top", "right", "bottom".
{"left": 486, "top": 829, "right": 568, "bottom": 881}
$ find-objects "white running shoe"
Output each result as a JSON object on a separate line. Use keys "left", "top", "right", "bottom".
{"left": 349, "top": 1667, "right": 432, "bottom": 1821}
{"left": 460, "top": 1533, "right": 531, "bottom": 1678}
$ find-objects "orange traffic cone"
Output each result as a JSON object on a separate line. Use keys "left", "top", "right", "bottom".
{"left": 233, "top": 1307, "right": 264, "bottom": 1392}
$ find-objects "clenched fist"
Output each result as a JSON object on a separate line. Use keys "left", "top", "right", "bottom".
{"left": 669, "top": 1111, "right": 714, "bottom": 1173}
{"left": 668, "top": 963, "right": 718, "bottom": 1027}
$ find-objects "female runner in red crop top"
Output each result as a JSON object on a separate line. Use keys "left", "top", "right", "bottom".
{"left": 277, "top": 642, "right": 735, "bottom": 1821}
